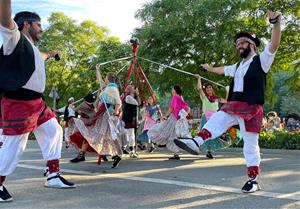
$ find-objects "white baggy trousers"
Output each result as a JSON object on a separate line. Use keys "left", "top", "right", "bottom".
{"left": 202, "top": 111, "right": 261, "bottom": 167}
{"left": 0, "top": 118, "right": 63, "bottom": 176}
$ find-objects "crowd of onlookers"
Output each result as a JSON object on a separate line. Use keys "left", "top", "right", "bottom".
{"left": 262, "top": 111, "right": 300, "bottom": 133}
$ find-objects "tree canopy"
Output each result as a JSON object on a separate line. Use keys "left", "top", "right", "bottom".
{"left": 39, "top": 12, "right": 130, "bottom": 107}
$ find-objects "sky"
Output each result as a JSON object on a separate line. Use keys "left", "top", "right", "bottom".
{"left": 0, "top": 0, "right": 151, "bottom": 44}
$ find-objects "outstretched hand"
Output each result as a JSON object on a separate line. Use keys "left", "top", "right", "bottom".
{"left": 201, "top": 63, "right": 212, "bottom": 72}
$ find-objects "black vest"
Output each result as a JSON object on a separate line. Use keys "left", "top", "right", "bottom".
{"left": 0, "top": 34, "right": 35, "bottom": 91}
{"left": 122, "top": 101, "right": 137, "bottom": 123}
{"left": 0, "top": 93, "right": 2, "bottom": 117}
{"left": 227, "top": 55, "right": 266, "bottom": 105}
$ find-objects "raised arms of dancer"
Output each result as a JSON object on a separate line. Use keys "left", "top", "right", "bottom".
{"left": 0, "top": 0, "right": 13, "bottom": 29}
{"left": 195, "top": 74, "right": 205, "bottom": 98}
{"left": 95, "top": 64, "right": 106, "bottom": 95}
{"left": 195, "top": 74, "right": 227, "bottom": 104}
{"left": 268, "top": 11, "right": 281, "bottom": 54}
{"left": 200, "top": 11, "right": 281, "bottom": 74}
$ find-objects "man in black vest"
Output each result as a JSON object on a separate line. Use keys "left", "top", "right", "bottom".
{"left": 122, "top": 85, "right": 140, "bottom": 158}
{"left": 0, "top": 0, "right": 75, "bottom": 203}
{"left": 174, "top": 11, "right": 281, "bottom": 193}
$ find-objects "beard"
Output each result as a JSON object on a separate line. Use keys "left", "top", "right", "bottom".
{"left": 239, "top": 44, "right": 251, "bottom": 58}
{"left": 29, "top": 27, "right": 41, "bottom": 42}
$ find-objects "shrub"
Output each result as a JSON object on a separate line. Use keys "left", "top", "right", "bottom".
{"left": 190, "top": 128, "right": 300, "bottom": 150}
{"left": 234, "top": 131, "right": 300, "bottom": 150}
{"left": 258, "top": 131, "right": 300, "bottom": 150}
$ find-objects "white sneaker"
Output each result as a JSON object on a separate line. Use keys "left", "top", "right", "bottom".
{"left": 174, "top": 138, "right": 201, "bottom": 155}
{"left": 45, "top": 173, "right": 76, "bottom": 189}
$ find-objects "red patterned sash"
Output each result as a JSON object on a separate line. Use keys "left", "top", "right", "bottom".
{"left": 221, "top": 101, "right": 263, "bottom": 133}
{"left": 1, "top": 97, "right": 55, "bottom": 135}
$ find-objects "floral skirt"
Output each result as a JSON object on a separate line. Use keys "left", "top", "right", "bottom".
{"left": 69, "top": 112, "right": 122, "bottom": 156}
{"left": 148, "top": 114, "right": 181, "bottom": 154}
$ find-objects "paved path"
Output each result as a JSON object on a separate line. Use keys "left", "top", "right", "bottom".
{"left": 1, "top": 141, "right": 300, "bottom": 209}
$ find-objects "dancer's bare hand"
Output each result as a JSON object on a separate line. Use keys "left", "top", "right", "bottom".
{"left": 201, "top": 63, "right": 212, "bottom": 72}
{"left": 47, "top": 50, "right": 60, "bottom": 59}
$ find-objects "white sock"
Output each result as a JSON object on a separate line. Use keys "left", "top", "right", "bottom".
{"left": 194, "top": 136, "right": 204, "bottom": 146}
{"left": 0, "top": 185, "right": 3, "bottom": 191}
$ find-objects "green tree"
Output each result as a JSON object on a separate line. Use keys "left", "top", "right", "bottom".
{"left": 39, "top": 12, "right": 130, "bottom": 107}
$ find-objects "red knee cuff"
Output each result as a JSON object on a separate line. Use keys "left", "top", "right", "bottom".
{"left": 0, "top": 176, "right": 6, "bottom": 186}
{"left": 47, "top": 159, "right": 60, "bottom": 173}
{"left": 197, "top": 128, "right": 212, "bottom": 141}
{"left": 247, "top": 166, "right": 260, "bottom": 179}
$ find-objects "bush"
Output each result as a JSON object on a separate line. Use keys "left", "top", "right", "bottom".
{"left": 258, "top": 131, "right": 300, "bottom": 150}
{"left": 234, "top": 131, "right": 300, "bottom": 150}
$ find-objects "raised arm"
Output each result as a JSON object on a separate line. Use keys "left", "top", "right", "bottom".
{"left": 0, "top": 0, "right": 14, "bottom": 29}
{"left": 268, "top": 11, "right": 282, "bottom": 54}
{"left": 195, "top": 74, "right": 205, "bottom": 98}
{"left": 201, "top": 64, "right": 224, "bottom": 75}
{"left": 95, "top": 64, "right": 105, "bottom": 89}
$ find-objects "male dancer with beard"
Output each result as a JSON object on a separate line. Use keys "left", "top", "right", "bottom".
{"left": 174, "top": 11, "right": 281, "bottom": 193}
{"left": 0, "top": 0, "right": 75, "bottom": 202}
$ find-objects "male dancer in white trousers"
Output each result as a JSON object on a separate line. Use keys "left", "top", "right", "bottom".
{"left": 175, "top": 10, "right": 281, "bottom": 193}
{"left": 0, "top": 0, "right": 75, "bottom": 202}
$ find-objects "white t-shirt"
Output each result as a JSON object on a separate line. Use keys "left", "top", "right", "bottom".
{"left": 224, "top": 43, "right": 276, "bottom": 92}
{"left": 0, "top": 21, "right": 45, "bottom": 93}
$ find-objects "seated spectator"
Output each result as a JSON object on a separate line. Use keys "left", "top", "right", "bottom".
{"left": 266, "top": 111, "right": 281, "bottom": 132}
{"left": 286, "top": 113, "right": 300, "bottom": 132}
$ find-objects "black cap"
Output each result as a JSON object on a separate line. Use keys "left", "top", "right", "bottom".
{"left": 234, "top": 31, "right": 260, "bottom": 47}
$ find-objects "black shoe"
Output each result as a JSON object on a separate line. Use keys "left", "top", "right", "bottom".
{"left": 111, "top": 156, "right": 122, "bottom": 168}
{"left": 138, "top": 144, "right": 146, "bottom": 150}
{"left": 169, "top": 155, "right": 180, "bottom": 160}
{"left": 70, "top": 154, "right": 85, "bottom": 163}
{"left": 102, "top": 155, "right": 109, "bottom": 162}
{"left": 206, "top": 151, "right": 214, "bottom": 159}
{"left": 122, "top": 149, "right": 129, "bottom": 154}
{"left": 148, "top": 147, "right": 156, "bottom": 153}
{"left": 0, "top": 186, "right": 13, "bottom": 202}
{"left": 241, "top": 179, "right": 261, "bottom": 193}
